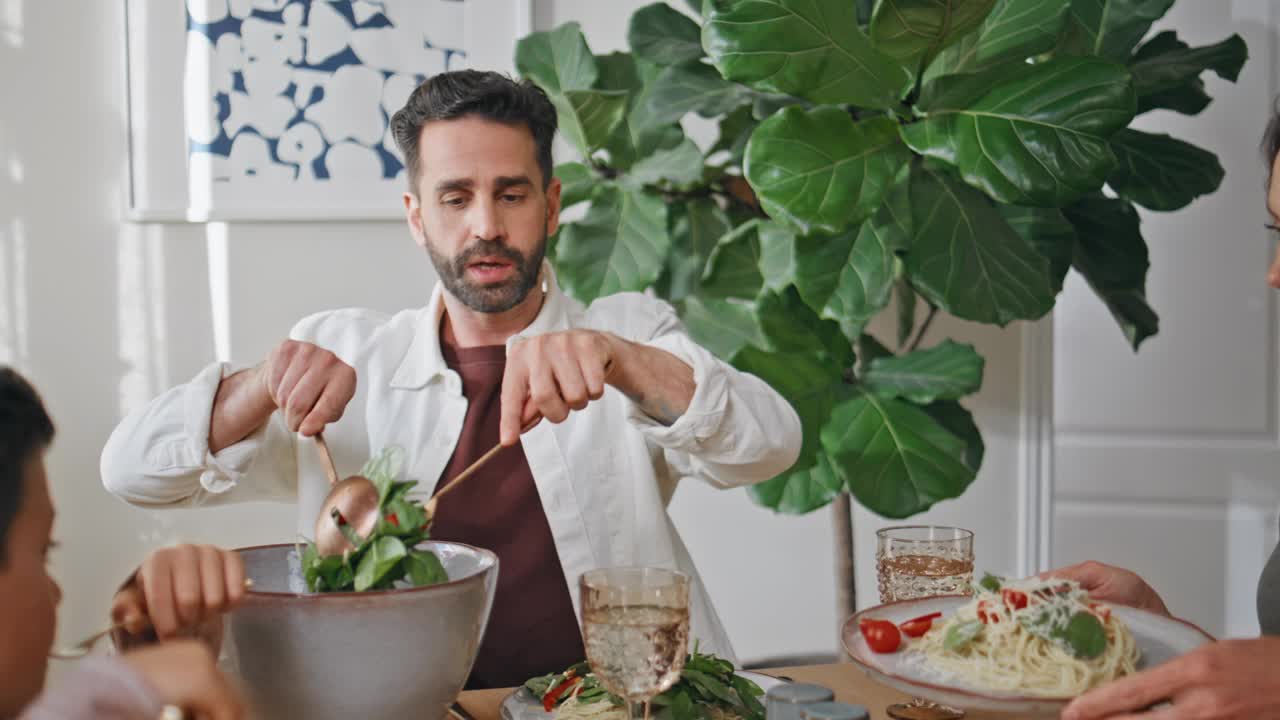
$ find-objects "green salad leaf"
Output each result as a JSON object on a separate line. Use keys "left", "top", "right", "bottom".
{"left": 300, "top": 446, "right": 449, "bottom": 593}
{"left": 528, "top": 650, "right": 765, "bottom": 720}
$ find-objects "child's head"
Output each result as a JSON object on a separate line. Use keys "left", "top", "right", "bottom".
{"left": 0, "top": 367, "right": 59, "bottom": 716}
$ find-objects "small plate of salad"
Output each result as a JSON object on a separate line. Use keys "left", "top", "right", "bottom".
{"left": 503, "top": 651, "right": 782, "bottom": 720}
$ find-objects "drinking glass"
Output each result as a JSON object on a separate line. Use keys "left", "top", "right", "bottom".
{"left": 876, "top": 526, "right": 975, "bottom": 720}
{"left": 580, "top": 567, "right": 690, "bottom": 720}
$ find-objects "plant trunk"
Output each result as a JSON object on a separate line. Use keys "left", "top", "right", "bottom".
{"left": 833, "top": 491, "right": 856, "bottom": 661}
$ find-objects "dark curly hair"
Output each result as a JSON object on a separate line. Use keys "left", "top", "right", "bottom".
{"left": 1263, "top": 99, "right": 1280, "bottom": 186}
{"left": 391, "top": 70, "right": 558, "bottom": 193}
{"left": 0, "top": 367, "right": 54, "bottom": 565}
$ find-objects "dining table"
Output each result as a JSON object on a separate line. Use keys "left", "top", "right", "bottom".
{"left": 453, "top": 663, "right": 1026, "bottom": 720}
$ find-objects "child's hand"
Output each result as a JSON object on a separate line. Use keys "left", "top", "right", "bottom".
{"left": 111, "top": 544, "right": 247, "bottom": 644}
{"left": 122, "top": 639, "right": 247, "bottom": 720}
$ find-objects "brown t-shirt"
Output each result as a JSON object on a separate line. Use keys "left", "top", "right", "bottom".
{"left": 432, "top": 344, "right": 585, "bottom": 689}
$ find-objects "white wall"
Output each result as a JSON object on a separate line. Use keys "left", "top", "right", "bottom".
{"left": 4, "top": 0, "right": 1034, "bottom": 679}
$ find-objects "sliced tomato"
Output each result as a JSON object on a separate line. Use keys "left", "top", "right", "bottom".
{"left": 1088, "top": 602, "right": 1112, "bottom": 622}
{"left": 859, "top": 618, "right": 902, "bottom": 653}
{"left": 1002, "top": 589, "right": 1029, "bottom": 611}
{"left": 542, "top": 673, "right": 581, "bottom": 711}
{"left": 899, "top": 612, "right": 942, "bottom": 638}
{"left": 977, "top": 599, "right": 1000, "bottom": 624}
{"left": 386, "top": 513, "right": 400, "bottom": 527}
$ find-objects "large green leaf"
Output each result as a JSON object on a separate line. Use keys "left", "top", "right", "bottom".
{"left": 555, "top": 162, "right": 595, "bottom": 209}
{"left": 746, "top": 108, "right": 911, "bottom": 234}
{"left": 515, "top": 22, "right": 598, "bottom": 94}
{"left": 926, "top": 0, "right": 1072, "bottom": 79}
{"left": 793, "top": 189, "right": 906, "bottom": 338}
{"left": 659, "top": 197, "right": 732, "bottom": 301}
{"left": 757, "top": 288, "right": 854, "bottom": 367}
{"left": 595, "top": 51, "right": 642, "bottom": 95}
{"left": 735, "top": 344, "right": 845, "bottom": 474}
{"left": 822, "top": 390, "right": 976, "bottom": 518}
{"left": 702, "top": 221, "right": 765, "bottom": 300}
{"left": 1107, "top": 129, "right": 1223, "bottom": 212}
{"left": 922, "top": 399, "right": 984, "bottom": 472}
{"left": 606, "top": 121, "right": 685, "bottom": 172}
{"left": 710, "top": 105, "right": 757, "bottom": 166}
{"left": 555, "top": 187, "right": 670, "bottom": 302}
{"left": 629, "top": 2, "right": 705, "bottom": 66}
{"left": 555, "top": 90, "right": 630, "bottom": 157}
{"left": 998, "top": 205, "right": 1075, "bottom": 292}
{"left": 625, "top": 137, "right": 705, "bottom": 188}
{"left": 702, "top": 0, "right": 913, "bottom": 108}
{"left": 680, "top": 295, "right": 769, "bottom": 361}
{"left": 1130, "top": 31, "right": 1248, "bottom": 116}
{"left": 902, "top": 56, "right": 1136, "bottom": 207}
{"left": 1063, "top": 195, "right": 1158, "bottom": 350}
{"left": 860, "top": 340, "right": 985, "bottom": 404}
{"left": 904, "top": 164, "right": 1056, "bottom": 325}
{"left": 632, "top": 63, "right": 754, "bottom": 132}
{"left": 869, "top": 0, "right": 997, "bottom": 70}
{"left": 1057, "top": 0, "right": 1175, "bottom": 61}
{"left": 747, "top": 450, "right": 844, "bottom": 514}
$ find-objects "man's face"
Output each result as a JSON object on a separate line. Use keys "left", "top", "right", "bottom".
{"left": 0, "top": 454, "right": 60, "bottom": 716}
{"left": 403, "top": 116, "right": 562, "bottom": 313}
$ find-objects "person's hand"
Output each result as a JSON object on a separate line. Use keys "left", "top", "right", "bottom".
{"left": 1063, "top": 637, "right": 1280, "bottom": 719}
{"left": 499, "top": 330, "right": 619, "bottom": 446}
{"left": 1041, "top": 561, "right": 1171, "bottom": 616}
{"left": 259, "top": 339, "right": 357, "bottom": 436}
{"left": 111, "top": 544, "right": 247, "bottom": 646}
{"left": 122, "top": 639, "right": 246, "bottom": 720}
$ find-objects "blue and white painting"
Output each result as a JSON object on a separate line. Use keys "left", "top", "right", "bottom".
{"left": 182, "top": 0, "right": 466, "bottom": 215}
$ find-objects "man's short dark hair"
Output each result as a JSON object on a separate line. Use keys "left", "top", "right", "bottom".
{"left": 391, "top": 69, "right": 558, "bottom": 192}
{"left": 0, "top": 367, "right": 54, "bottom": 565}
{"left": 1263, "top": 97, "right": 1280, "bottom": 187}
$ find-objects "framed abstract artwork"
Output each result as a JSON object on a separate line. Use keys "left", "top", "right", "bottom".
{"left": 125, "top": 0, "right": 532, "bottom": 221}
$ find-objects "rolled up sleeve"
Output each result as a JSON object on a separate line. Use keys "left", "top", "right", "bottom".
{"left": 101, "top": 361, "right": 296, "bottom": 507}
{"left": 624, "top": 306, "right": 802, "bottom": 490}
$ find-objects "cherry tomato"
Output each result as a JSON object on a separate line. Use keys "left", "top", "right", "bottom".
{"left": 1002, "top": 589, "right": 1029, "bottom": 611}
{"left": 899, "top": 612, "right": 942, "bottom": 638}
{"left": 978, "top": 599, "right": 1000, "bottom": 624}
{"left": 859, "top": 618, "right": 902, "bottom": 653}
{"left": 386, "top": 513, "right": 400, "bottom": 527}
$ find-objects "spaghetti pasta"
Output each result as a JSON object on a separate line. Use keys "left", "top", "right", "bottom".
{"left": 906, "top": 576, "right": 1140, "bottom": 697}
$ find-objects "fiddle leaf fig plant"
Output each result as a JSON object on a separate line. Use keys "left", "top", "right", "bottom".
{"left": 514, "top": 0, "right": 1247, "bottom": 522}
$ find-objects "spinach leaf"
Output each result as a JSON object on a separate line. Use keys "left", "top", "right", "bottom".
{"left": 979, "top": 573, "right": 1002, "bottom": 593}
{"left": 354, "top": 536, "right": 407, "bottom": 592}
{"left": 405, "top": 549, "right": 448, "bottom": 587}
{"left": 944, "top": 620, "right": 984, "bottom": 651}
{"left": 1063, "top": 611, "right": 1108, "bottom": 659}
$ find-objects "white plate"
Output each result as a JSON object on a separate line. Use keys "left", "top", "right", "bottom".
{"left": 499, "top": 671, "right": 784, "bottom": 720}
{"left": 841, "top": 595, "right": 1215, "bottom": 716}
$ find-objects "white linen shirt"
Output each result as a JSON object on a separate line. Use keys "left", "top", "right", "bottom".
{"left": 100, "top": 267, "right": 802, "bottom": 661}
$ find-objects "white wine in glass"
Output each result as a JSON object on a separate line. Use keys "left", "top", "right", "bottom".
{"left": 581, "top": 567, "right": 690, "bottom": 719}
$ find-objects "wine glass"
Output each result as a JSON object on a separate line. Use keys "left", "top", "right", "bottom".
{"left": 876, "top": 526, "right": 975, "bottom": 720}
{"left": 580, "top": 567, "right": 690, "bottom": 720}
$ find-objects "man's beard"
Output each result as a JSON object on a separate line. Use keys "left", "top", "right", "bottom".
{"left": 426, "top": 233, "right": 546, "bottom": 314}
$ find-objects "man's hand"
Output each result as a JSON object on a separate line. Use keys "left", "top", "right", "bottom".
{"left": 1063, "top": 637, "right": 1280, "bottom": 719}
{"left": 1041, "top": 561, "right": 1171, "bottom": 616}
{"left": 111, "top": 544, "right": 247, "bottom": 645}
{"left": 122, "top": 640, "right": 247, "bottom": 720}
{"left": 260, "top": 339, "right": 357, "bottom": 437}
{"left": 498, "top": 330, "right": 695, "bottom": 446}
{"left": 499, "top": 330, "right": 615, "bottom": 446}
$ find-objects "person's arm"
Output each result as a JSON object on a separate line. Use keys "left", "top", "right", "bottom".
{"left": 498, "top": 297, "right": 802, "bottom": 488}
{"left": 101, "top": 314, "right": 359, "bottom": 507}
